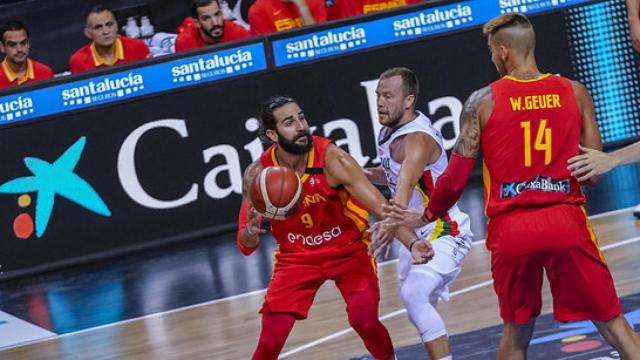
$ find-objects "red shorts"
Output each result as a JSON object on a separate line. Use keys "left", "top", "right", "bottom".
{"left": 262, "top": 249, "right": 379, "bottom": 319}
{"left": 488, "top": 204, "right": 621, "bottom": 324}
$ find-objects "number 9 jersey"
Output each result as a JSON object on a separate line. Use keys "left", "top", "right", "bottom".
{"left": 482, "top": 74, "right": 586, "bottom": 218}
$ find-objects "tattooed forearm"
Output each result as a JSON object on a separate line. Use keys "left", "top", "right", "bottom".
{"left": 453, "top": 87, "right": 492, "bottom": 159}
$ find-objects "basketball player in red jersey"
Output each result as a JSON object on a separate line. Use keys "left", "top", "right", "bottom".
{"left": 236, "top": 96, "right": 434, "bottom": 360}
{"left": 382, "top": 13, "right": 640, "bottom": 359}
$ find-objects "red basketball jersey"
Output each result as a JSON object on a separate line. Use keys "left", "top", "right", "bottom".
{"left": 260, "top": 136, "right": 370, "bottom": 263}
{"left": 481, "top": 74, "right": 585, "bottom": 218}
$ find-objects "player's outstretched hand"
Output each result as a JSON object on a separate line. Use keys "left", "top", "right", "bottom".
{"left": 246, "top": 205, "right": 266, "bottom": 236}
{"left": 567, "top": 145, "right": 614, "bottom": 182}
{"left": 410, "top": 239, "right": 434, "bottom": 264}
{"left": 368, "top": 218, "right": 396, "bottom": 258}
{"left": 382, "top": 201, "right": 428, "bottom": 228}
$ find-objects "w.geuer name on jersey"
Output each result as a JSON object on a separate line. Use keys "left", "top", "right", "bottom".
{"left": 393, "top": 4, "right": 472, "bottom": 31}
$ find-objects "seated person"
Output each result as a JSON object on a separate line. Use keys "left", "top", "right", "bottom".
{"left": 249, "top": 0, "right": 327, "bottom": 35}
{"left": 69, "top": 5, "right": 150, "bottom": 73}
{"left": 0, "top": 21, "right": 53, "bottom": 88}
{"left": 175, "top": 0, "right": 250, "bottom": 52}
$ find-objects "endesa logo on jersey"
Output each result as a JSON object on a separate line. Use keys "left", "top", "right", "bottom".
{"left": 501, "top": 176, "right": 570, "bottom": 198}
{"left": 287, "top": 226, "right": 343, "bottom": 247}
{"left": 61, "top": 73, "right": 145, "bottom": 107}
{"left": 498, "top": 0, "right": 568, "bottom": 14}
{"left": 392, "top": 3, "right": 474, "bottom": 38}
{"left": 0, "top": 95, "right": 34, "bottom": 122}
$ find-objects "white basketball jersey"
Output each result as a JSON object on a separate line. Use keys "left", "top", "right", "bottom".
{"left": 378, "top": 111, "right": 472, "bottom": 242}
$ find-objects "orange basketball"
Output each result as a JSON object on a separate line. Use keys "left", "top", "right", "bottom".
{"left": 250, "top": 166, "right": 302, "bottom": 220}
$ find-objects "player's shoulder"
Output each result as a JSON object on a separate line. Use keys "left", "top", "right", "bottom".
{"left": 467, "top": 85, "right": 493, "bottom": 108}
{"left": 243, "top": 160, "right": 264, "bottom": 181}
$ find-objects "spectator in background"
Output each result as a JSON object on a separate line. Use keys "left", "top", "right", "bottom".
{"left": 249, "top": 0, "right": 326, "bottom": 35}
{"left": 175, "top": 0, "right": 250, "bottom": 52}
{"left": 69, "top": 5, "right": 150, "bottom": 73}
{"left": 0, "top": 21, "right": 53, "bottom": 89}
{"left": 326, "top": 0, "right": 424, "bottom": 22}
{"left": 358, "top": 0, "right": 424, "bottom": 16}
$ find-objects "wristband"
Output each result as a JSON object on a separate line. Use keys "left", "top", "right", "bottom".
{"left": 409, "top": 238, "right": 421, "bottom": 252}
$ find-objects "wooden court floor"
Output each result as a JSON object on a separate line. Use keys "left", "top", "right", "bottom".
{"left": 2, "top": 208, "right": 639, "bottom": 360}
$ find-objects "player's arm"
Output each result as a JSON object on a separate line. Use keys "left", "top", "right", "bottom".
{"left": 384, "top": 87, "right": 492, "bottom": 226}
{"left": 627, "top": 0, "right": 640, "bottom": 52}
{"left": 237, "top": 160, "right": 265, "bottom": 256}
{"left": 324, "top": 144, "right": 434, "bottom": 262}
{"left": 362, "top": 165, "right": 388, "bottom": 185}
{"left": 392, "top": 133, "right": 441, "bottom": 206}
{"left": 567, "top": 80, "right": 603, "bottom": 185}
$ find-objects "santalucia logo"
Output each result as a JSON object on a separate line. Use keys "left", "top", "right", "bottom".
{"left": 285, "top": 27, "right": 367, "bottom": 54}
{"left": 0, "top": 96, "right": 34, "bottom": 121}
{"left": 0, "top": 136, "right": 111, "bottom": 239}
{"left": 171, "top": 50, "right": 253, "bottom": 78}
{"left": 499, "top": 0, "right": 544, "bottom": 8}
{"left": 61, "top": 73, "right": 144, "bottom": 105}
{"left": 393, "top": 4, "right": 473, "bottom": 31}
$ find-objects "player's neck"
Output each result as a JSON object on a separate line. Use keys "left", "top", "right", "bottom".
{"left": 95, "top": 43, "right": 116, "bottom": 63}
{"left": 7, "top": 58, "right": 27, "bottom": 76}
{"left": 275, "top": 148, "right": 308, "bottom": 175}
{"left": 506, "top": 61, "right": 542, "bottom": 80}
{"left": 393, "top": 110, "right": 419, "bottom": 130}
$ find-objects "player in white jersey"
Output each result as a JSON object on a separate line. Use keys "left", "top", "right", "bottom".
{"left": 366, "top": 67, "right": 473, "bottom": 360}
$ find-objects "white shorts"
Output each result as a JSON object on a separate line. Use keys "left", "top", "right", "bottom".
{"left": 398, "top": 234, "right": 472, "bottom": 301}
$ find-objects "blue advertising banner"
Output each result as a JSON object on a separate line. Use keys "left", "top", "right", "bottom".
{"left": 271, "top": 0, "right": 595, "bottom": 67}
{"left": 0, "top": 43, "right": 267, "bottom": 127}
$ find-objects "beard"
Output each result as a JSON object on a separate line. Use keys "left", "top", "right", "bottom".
{"left": 278, "top": 132, "right": 313, "bottom": 155}
{"left": 379, "top": 111, "right": 403, "bottom": 129}
{"left": 207, "top": 25, "right": 224, "bottom": 40}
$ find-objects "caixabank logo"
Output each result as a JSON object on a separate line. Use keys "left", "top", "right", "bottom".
{"left": 0, "top": 137, "right": 111, "bottom": 239}
{"left": 61, "top": 73, "right": 145, "bottom": 107}
{"left": 392, "top": 3, "right": 474, "bottom": 38}
{"left": 499, "top": 0, "right": 568, "bottom": 14}
{"left": 171, "top": 49, "right": 255, "bottom": 84}
{"left": 0, "top": 95, "right": 35, "bottom": 122}
{"left": 283, "top": 26, "right": 368, "bottom": 61}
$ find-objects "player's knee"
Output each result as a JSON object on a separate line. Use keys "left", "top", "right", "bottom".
{"left": 348, "top": 308, "right": 380, "bottom": 334}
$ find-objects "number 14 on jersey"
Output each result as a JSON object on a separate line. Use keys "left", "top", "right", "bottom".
{"left": 521, "top": 120, "right": 552, "bottom": 167}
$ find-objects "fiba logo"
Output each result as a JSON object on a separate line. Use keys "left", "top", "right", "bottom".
{"left": 0, "top": 96, "right": 34, "bottom": 122}
{"left": 61, "top": 73, "right": 145, "bottom": 107}
{"left": 283, "top": 27, "right": 367, "bottom": 60}
{"left": 392, "top": 4, "right": 473, "bottom": 37}
{"left": 170, "top": 50, "right": 254, "bottom": 83}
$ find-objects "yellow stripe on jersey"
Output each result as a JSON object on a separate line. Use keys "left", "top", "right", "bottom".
{"left": 369, "top": 255, "right": 378, "bottom": 274}
{"left": 503, "top": 73, "right": 552, "bottom": 83}
{"left": 482, "top": 161, "right": 491, "bottom": 217}
{"left": 338, "top": 190, "right": 369, "bottom": 232}
{"left": 580, "top": 206, "right": 606, "bottom": 263}
{"left": 269, "top": 144, "right": 315, "bottom": 183}
{"left": 428, "top": 218, "right": 445, "bottom": 241}
{"left": 414, "top": 184, "right": 430, "bottom": 208}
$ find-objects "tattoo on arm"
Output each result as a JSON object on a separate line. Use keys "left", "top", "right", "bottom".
{"left": 453, "top": 87, "right": 491, "bottom": 158}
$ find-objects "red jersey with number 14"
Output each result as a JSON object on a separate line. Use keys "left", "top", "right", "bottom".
{"left": 260, "top": 136, "right": 370, "bottom": 263}
{"left": 481, "top": 74, "right": 585, "bottom": 218}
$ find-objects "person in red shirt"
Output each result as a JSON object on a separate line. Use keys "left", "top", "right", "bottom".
{"left": 237, "top": 96, "right": 433, "bottom": 360}
{"left": 382, "top": 13, "right": 640, "bottom": 358}
{"left": 175, "top": 0, "right": 250, "bottom": 52}
{"left": 358, "top": 0, "right": 424, "bottom": 15}
{"left": 249, "top": 0, "right": 327, "bottom": 35}
{"left": 0, "top": 21, "right": 53, "bottom": 89}
{"left": 69, "top": 5, "right": 149, "bottom": 73}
